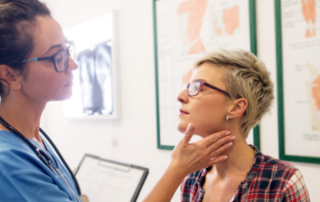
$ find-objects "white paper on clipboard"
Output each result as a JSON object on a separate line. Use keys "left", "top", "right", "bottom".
{"left": 75, "top": 154, "right": 149, "bottom": 202}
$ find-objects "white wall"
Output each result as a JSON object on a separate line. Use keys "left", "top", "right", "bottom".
{"left": 40, "top": 0, "right": 320, "bottom": 201}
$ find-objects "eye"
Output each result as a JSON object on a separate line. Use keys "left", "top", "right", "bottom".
{"left": 56, "top": 57, "right": 63, "bottom": 64}
{"left": 55, "top": 51, "right": 65, "bottom": 64}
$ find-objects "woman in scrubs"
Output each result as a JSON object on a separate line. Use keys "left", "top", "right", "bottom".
{"left": 0, "top": 0, "right": 235, "bottom": 201}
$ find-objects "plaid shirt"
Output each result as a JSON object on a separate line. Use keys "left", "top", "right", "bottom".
{"left": 181, "top": 145, "right": 310, "bottom": 202}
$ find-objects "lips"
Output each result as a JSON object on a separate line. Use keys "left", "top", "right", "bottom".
{"left": 64, "top": 81, "right": 73, "bottom": 87}
{"left": 180, "top": 109, "right": 189, "bottom": 115}
{"left": 65, "top": 77, "right": 74, "bottom": 87}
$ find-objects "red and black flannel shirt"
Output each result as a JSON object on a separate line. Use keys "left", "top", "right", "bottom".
{"left": 180, "top": 145, "right": 310, "bottom": 202}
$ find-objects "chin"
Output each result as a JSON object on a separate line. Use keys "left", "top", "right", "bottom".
{"left": 64, "top": 92, "right": 73, "bottom": 100}
{"left": 177, "top": 123, "right": 187, "bottom": 133}
{"left": 196, "top": 132, "right": 210, "bottom": 138}
{"left": 61, "top": 88, "right": 73, "bottom": 100}
{"left": 53, "top": 91, "right": 73, "bottom": 101}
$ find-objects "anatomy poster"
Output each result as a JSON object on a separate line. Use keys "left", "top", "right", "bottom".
{"left": 153, "top": 0, "right": 255, "bottom": 149}
{"left": 278, "top": 0, "right": 320, "bottom": 160}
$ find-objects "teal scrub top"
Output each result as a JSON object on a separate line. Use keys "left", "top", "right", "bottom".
{"left": 0, "top": 130, "right": 82, "bottom": 201}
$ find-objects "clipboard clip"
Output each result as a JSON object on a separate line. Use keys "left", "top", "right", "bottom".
{"left": 97, "top": 158, "right": 132, "bottom": 172}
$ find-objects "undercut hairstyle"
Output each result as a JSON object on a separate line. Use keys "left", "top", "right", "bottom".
{"left": 0, "top": 0, "right": 51, "bottom": 97}
{"left": 194, "top": 49, "right": 274, "bottom": 138}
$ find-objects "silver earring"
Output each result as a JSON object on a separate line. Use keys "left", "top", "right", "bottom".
{"left": 226, "top": 116, "right": 230, "bottom": 122}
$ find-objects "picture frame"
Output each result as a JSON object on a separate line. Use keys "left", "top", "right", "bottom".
{"left": 153, "top": 0, "right": 259, "bottom": 150}
{"left": 275, "top": 0, "right": 320, "bottom": 164}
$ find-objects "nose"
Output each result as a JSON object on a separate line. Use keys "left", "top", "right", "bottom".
{"left": 66, "top": 56, "right": 78, "bottom": 73}
{"left": 177, "top": 87, "right": 189, "bottom": 104}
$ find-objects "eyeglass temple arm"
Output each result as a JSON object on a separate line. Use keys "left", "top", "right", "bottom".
{"left": 203, "top": 83, "right": 231, "bottom": 97}
{"left": 22, "top": 56, "right": 53, "bottom": 63}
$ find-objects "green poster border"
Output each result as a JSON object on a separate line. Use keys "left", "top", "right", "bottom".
{"left": 275, "top": 0, "right": 320, "bottom": 164}
{"left": 153, "top": 0, "right": 259, "bottom": 150}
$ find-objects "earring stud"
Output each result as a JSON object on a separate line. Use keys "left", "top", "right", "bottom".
{"left": 226, "top": 116, "right": 230, "bottom": 122}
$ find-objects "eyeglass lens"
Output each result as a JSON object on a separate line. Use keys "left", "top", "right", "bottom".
{"left": 54, "top": 43, "right": 76, "bottom": 72}
{"left": 189, "top": 81, "right": 202, "bottom": 96}
{"left": 55, "top": 51, "right": 68, "bottom": 72}
{"left": 68, "top": 43, "right": 76, "bottom": 60}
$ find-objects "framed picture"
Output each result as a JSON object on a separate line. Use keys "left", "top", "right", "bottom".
{"left": 275, "top": 0, "right": 320, "bottom": 164}
{"left": 63, "top": 11, "right": 119, "bottom": 119}
{"left": 153, "top": 0, "right": 258, "bottom": 150}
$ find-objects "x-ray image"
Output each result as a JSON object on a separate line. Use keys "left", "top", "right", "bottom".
{"left": 63, "top": 11, "right": 118, "bottom": 119}
{"left": 77, "top": 42, "right": 113, "bottom": 115}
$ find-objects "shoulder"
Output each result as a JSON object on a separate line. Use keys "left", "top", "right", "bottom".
{"left": 250, "top": 149, "right": 310, "bottom": 200}
{"left": 249, "top": 145, "right": 299, "bottom": 181}
{"left": 255, "top": 152, "right": 299, "bottom": 179}
{"left": 0, "top": 131, "right": 79, "bottom": 201}
{"left": 0, "top": 130, "right": 40, "bottom": 174}
{"left": 249, "top": 145, "right": 301, "bottom": 188}
{"left": 282, "top": 169, "right": 310, "bottom": 201}
{"left": 242, "top": 147, "right": 310, "bottom": 201}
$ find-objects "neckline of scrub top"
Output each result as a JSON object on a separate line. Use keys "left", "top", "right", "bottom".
{"left": 27, "top": 137, "right": 60, "bottom": 170}
{"left": 28, "top": 135, "right": 80, "bottom": 199}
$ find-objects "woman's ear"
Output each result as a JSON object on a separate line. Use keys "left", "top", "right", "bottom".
{"left": 228, "top": 98, "right": 248, "bottom": 119}
{"left": 0, "top": 65, "right": 21, "bottom": 90}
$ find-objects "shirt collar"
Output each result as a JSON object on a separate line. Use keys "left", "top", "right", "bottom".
{"left": 196, "top": 145, "right": 264, "bottom": 198}
{"left": 233, "top": 144, "right": 263, "bottom": 199}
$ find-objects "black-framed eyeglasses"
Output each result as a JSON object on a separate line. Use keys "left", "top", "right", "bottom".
{"left": 22, "top": 41, "right": 76, "bottom": 73}
{"left": 182, "top": 80, "right": 231, "bottom": 97}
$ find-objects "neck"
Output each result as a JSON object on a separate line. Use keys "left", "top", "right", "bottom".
{"left": 211, "top": 124, "right": 255, "bottom": 178}
{"left": 0, "top": 92, "right": 46, "bottom": 142}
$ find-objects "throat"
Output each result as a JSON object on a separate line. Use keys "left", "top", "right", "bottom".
{"left": 31, "top": 136, "right": 46, "bottom": 149}
{"left": 203, "top": 168, "right": 247, "bottom": 202}
{"left": 202, "top": 143, "right": 255, "bottom": 202}
{"left": 213, "top": 141, "right": 255, "bottom": 177}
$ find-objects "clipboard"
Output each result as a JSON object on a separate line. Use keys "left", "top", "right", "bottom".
{"left": 75, "top": 154, "right": 149, "bottom": 202}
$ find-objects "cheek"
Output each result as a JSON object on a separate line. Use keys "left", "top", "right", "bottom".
{"left": 177, "top": 97, "right": 229, "bottom": 135}
{"left": 192, "top": 100, "right": 228, "bottom": 135}
{"left": 23, "top": 73, "right": 69, "bottom": 101}
{"left": 177, "top": 104, "right": 215, "bottom": 134}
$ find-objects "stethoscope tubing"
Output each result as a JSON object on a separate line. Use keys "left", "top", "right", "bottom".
{"left": 40, "top": 128, "right": 81, "bottom": 195}
{"left": 0, "top": 117, "right": 81, "bottom": 196}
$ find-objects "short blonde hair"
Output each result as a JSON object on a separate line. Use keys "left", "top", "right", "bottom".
{"left": 194, "top": 49, "right": 274, "bottom": 138}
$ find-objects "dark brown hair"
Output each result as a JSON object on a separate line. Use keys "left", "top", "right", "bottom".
{"left": 0, "top": 0, "right": 51, "bottom": 96}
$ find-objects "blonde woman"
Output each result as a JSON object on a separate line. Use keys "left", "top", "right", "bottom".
{"left": 178, "top": 49, "right": 310, "bottom": 202}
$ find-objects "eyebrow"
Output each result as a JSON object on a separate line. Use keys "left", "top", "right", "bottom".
{"left": 194, "top": 79, "right": 207, "bottom": 82}
{"left": 44, "top": 39, "right": 68, "bottom": 55}
{"left": 44, "top": 44, "right": 62, "bottom": 54}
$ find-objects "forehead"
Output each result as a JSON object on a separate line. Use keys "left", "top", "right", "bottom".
{"left": 191, "top": 63, "right": 224, "bottom": 84}
{"left": 30, "top": 16, "right": 65, "bottom": 56}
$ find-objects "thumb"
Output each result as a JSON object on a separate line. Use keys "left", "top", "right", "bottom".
{"left": 181, "top": 123, "right": 194, "bottom": 146}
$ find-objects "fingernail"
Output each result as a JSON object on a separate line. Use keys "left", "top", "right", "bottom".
{"left": 225, "top": 131, "right": 231, "bottom": 136}
{"left": 228, "top": 142, "right": 233, "bottom": 146}
{"left": 231, "top": 136, "right": 236, "bottom": 140}
{"left": 224, "top": 156, "right": 228, "bottom": 160}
